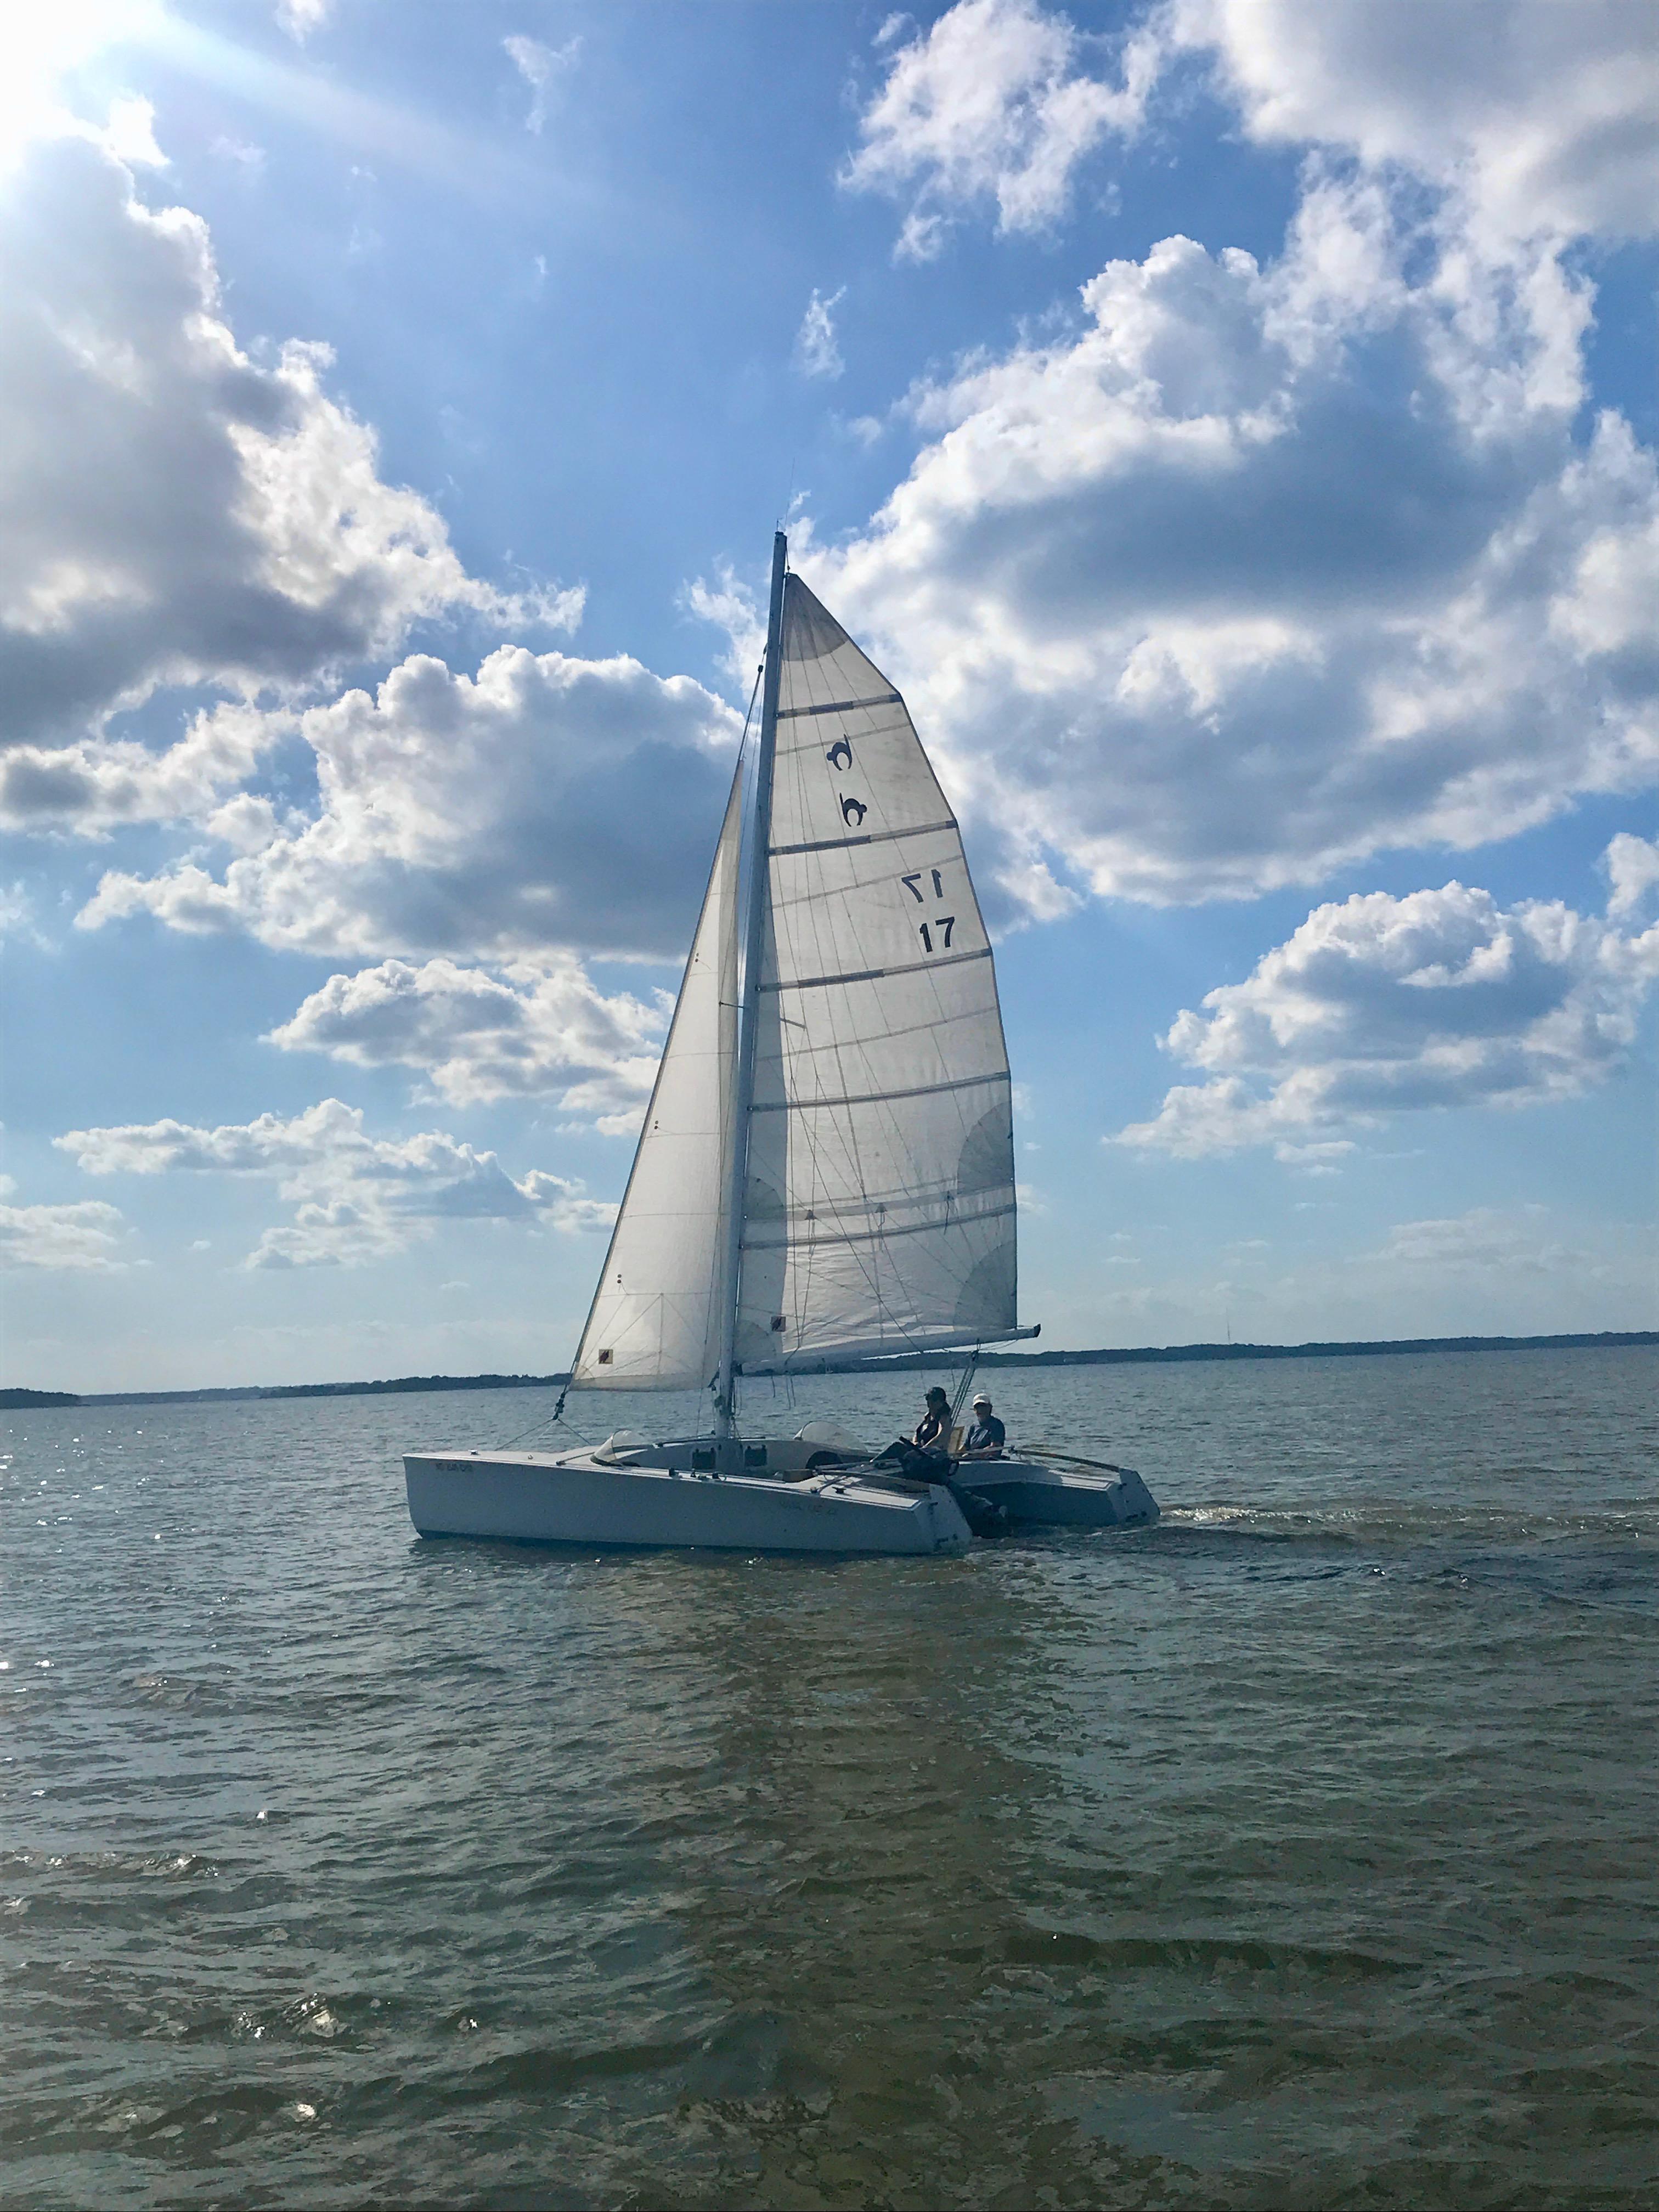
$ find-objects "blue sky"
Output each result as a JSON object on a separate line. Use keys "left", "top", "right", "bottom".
{"left": 2, "top": 0, "right": 1655, "bottom": 1391}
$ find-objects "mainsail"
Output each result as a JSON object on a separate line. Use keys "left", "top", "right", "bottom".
{"left": 568, "top": 536, "right": 1020, "bottom": 1406}
{"left": 569, "top": 763, "right": 743, "bottom": 1389}
{"left": 735, "top": 573, "right": 1016, "bottom": 1372}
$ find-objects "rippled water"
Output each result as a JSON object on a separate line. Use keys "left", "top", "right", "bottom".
{"left": 4, "top": 1347, "right": 1656, "bottom": 2209}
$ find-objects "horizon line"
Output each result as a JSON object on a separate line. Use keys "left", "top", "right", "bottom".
{"left": 4, "top": 1329, "right": 1654, "bottom": 1409}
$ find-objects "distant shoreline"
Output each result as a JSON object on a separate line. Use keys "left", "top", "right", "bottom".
{"left": 3, "top": 1330, "right": 1652, "bottom": 1409}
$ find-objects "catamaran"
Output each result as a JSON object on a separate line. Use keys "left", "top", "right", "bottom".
{"left": 405, "top": 534, "right": 1159, "bottom": 1553}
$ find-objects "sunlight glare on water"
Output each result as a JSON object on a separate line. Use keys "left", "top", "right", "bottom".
{"left": 2, "top": 1347, "right": 1656, "bottom": 2208}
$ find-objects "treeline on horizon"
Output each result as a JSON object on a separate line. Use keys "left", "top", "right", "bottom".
{"left": 3, "top": 1331, "right": 1653, "bottom": 1410}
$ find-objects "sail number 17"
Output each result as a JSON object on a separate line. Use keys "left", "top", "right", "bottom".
{"left": 902, "top": 868, "right": 953, "bottom": 953}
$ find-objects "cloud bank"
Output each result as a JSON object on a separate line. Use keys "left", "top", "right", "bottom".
{"left": 78, "top": 646, "right": 739, "bottom": 960}
{"left": 0, "top": 1198, "right": 131, "bottom": 1272}
{"left": 267, "top": 955, "right": 665, "bottom": 1124}
{"left": 0, "top": 126, "right": 580, "bottom": 774}
{"left": 1115, "top": 842, "right": 1659, "bottom": 1157}
{"left": 822, "top": 1, "right": 1658, "bottom": 913}
{"left": 57, "top": 1098, "right": 613, "bottom": 1268}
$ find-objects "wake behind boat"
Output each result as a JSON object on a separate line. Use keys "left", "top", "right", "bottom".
{"left": 406, "top": 533, "right": 1160, "bottom": 1551}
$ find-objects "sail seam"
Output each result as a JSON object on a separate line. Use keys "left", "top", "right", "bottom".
{"left": 742, "top": 1200, "right": 1015, "bottom": 1252}
{"left": 776, "top": 692, "right": 902, "bottom": 719}
{"left": 751, "top": 1070, "right": 1010, "bottom": 1114}
{"left": 760, "top": 945, "right": 991, "bottom": 993}
{"left": 769, "top": 817, "right": 957, "bottom": 859}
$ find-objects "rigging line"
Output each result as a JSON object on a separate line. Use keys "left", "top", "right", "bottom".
{"left": 496, "top": 1379, "right": 572, "bottom": 1449}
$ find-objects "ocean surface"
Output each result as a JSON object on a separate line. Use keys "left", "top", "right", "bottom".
{"left": 3, "top": 1347, "right": 1656, "bottom": 2210}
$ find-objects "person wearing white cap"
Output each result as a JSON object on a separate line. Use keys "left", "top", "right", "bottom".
{"left": 959, "top": 1392, "right": 1005, "bottom": 1461}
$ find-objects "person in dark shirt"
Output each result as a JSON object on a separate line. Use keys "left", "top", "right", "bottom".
{"left": 960, "top": 1392, "right": 1006, "bottom": 1459}
{"left": 874, "top": 1387, "right": 952, "bottom": 1479}
{"left": 912, "top": 1386, "right": 951, "bottom": 1454}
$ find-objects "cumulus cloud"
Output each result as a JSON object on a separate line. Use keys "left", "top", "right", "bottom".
{"left": 844, "top": 0, "right": 1157, "bottom": 259}
{"left": 1606, "top": 830, "right": 1659, "bottom": 919}
{"left": 504, "top": 33, "right": 581, "bottom": 134}
{"left": 794, "top": 286, "right": 847, "bottom": 380}
{"left": 77, "top": 644, "right": 740, "bottom": 960}
{"left": 817, "top": 3, "right": 1659, "bottom": 911}
{"left": 853, "top": 0, "right": 1658, "bottom": 264}
{"left": 57, "top": 1098, "right": 612, "bottom": 1268}
{"left": 806, "top": 170, "right": 1657, "bottom": 909}
{"left": 1114, "top": 852, "right": 1659, "bottom": 1157}
{"left": 0, "top": 1199, "right": 131, "bottom": 1271}
{"left": 0, "top": 702, "right": 285, "bottom": 836}
{"left": 1171, "top": 0, "right": 1659, "bottom": 253}
{"left": 0, "top": 126, "right": 579, "bottom": 765}
{"left": 266, "top": 955, "right": 665, "bottom": 1124}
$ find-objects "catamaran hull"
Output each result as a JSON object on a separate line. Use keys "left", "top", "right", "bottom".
{"left": 404, "top": 1451, "right": 972, "bottom": 1555}
{"left": 956, "top": 1461, "right": 1160, "bottom": 1530}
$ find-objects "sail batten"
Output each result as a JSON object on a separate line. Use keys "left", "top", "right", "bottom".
{"left": 776, "top": 691, "right": 902, "bottom": 720}
{"left": 769, "top": 817, "right": 956, "bottom": 859}
{"left": 751, "top": 1070, "right": 1010, "bottom": 1116}
{"left": 743, "top": 1201, "right": 1016, "bottom": 1254}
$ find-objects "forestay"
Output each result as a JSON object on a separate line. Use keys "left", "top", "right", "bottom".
{"left": 571, "top": 764, "right": 743, "bottom": 1389}
{"left": 735, "top": 575, "right": 1017, "bottom": 1372}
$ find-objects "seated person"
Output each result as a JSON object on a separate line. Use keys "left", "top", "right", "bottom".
{"left": 958, "top": 1392, "right": 1006, "bottom": 1460}
{"left": 874, "top": 1387, "right": 953, "bottom": 1479}
{"left": 912, "top": 1386, "right": 951, "bottom": 1454}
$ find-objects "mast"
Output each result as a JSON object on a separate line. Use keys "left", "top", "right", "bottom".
{"left": 714, "top": 529, "right": 788, "bottom": 1435}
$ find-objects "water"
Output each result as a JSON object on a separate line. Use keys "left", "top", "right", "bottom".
{"left": 3, "top": 1347, "right": 1656, "bottom": 2209}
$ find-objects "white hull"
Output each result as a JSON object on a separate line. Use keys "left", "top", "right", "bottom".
{"left": 405, "top": 1448, "right": 972, "bottom": 1555}
{"left": 955, "top": 1459, "right": 1160, "bottom": 1529}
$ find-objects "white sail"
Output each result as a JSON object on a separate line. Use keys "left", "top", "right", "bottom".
{"left": 735, "top": 574, "right": 1017, "bottom": 1372}
{"left": 570, "top": 763, "right": 743, "bottom": 1389}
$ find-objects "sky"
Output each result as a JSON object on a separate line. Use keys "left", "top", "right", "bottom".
{"left": 2, "top": 0, "right": 1655, "bottom": 1393}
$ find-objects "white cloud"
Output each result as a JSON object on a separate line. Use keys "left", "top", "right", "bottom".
{"left": 844, "top": 0, "right": 1157, "bottom": 259}
{"left": 1171, "top": 0, "right": 1659, "bottom": 253}
{"left": 0, "top": 881, "right": 38, "bottom": 944}
{"left": 679, "top": 563, "right": 768, "bottom": 693}
{"left": 276, "top": 0, "right": 332, "bottom": 41}
{"left": 1366, "top": 1206, "right": 1605, "bottom": 1280}
{"left": 266, "top": 955, "right": 665, "bottom": 1124}
{"left": 819, "top": 3, "right": 1659, "bottom": 913}
{"left": 857, "top": 0, "right": 1659, "bottom": 265}
{"left": 794, "top": 286, "right": 847, "bottom": 380}
{"left": 504, "top": 34, "right": 581, "bottom": 134}
{"left": 0, "top": 702, "right": 284, "bottom": 836}
{"left": 1114, "top": 856, "right": 1659, "bottom": 1157}
{"left": 1606, "top": 831, "right": 1659, "bottom": 920}
{"left": 0, "top": 126, "right": 580, "bottom": 765}
{"left": 57, "top": 1098, "right": 612, "bottom": 1269}
{"left": 76, "top": 645, "right": 740, "bottom": 961}
{"left": 806, "top": 169, "right": 1657, "bottom": 909}
{"left": 0, "top": 1199, "right": 130, "bottom": 1271}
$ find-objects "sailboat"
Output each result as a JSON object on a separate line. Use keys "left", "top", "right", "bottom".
{"left": 405, "top": 534, "right": 1159, "bottom": 1553}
